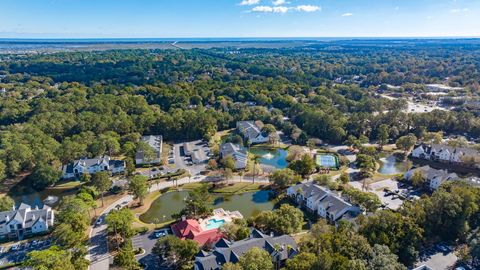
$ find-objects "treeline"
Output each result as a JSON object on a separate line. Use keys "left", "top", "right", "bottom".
{"left": 1, "top": 47, "right": 480, "bottom": 188}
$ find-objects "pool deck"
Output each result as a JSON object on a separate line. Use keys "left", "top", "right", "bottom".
{"left": 199, "top": 208, "right": 243, "bottom": 231}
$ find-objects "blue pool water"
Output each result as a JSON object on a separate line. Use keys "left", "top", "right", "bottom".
{"left": 205, "top": 218, "right": 226, "bottom": 230}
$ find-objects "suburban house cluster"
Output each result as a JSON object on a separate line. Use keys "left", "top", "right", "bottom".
{"left": 404, "top": 165, "right": 459, "bottom": 190}
{"left": 135, "top": 135, "right": 163, "bottom": 165}
{"left": 0, "top": 203, "right": 54, "bottom": 240}
{"left": 220, "top": 143, "right": 248, "bottom": 169}
{"left": 194, "top": 229, "right": 298, "bottom": 270}
{"left": 62, "top": 155, "right": 125, "bottom": 179}
{"left": 236, "top": 121, "right": 269, "bottom": 144}
{"left": 287, "top": 182, "right": 360, "bottom": 223}
{"left": 411, "top": 143, "right": 480, "bottom": 168}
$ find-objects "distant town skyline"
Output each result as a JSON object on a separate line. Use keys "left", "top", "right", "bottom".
{"left": 1, "top": 0, "right": 479, "bottom": 38}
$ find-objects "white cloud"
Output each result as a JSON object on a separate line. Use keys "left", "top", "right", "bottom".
{"left": 239, "top": 0, "right": 260, "bottom": 6}
{"left": 250, "top": 4, "right": 320, "bottom": 14}
{"left": 252, "top": 5, "right": 289, "bottom": 13}
{"left": 341, "top": 13, "right": 353, "bottom": 17}
{"left": 295, "top": 5, "right": 321, "bottom": 12}
{"left": 451, "top": 8, "right": 469, "bottom": 13}
{"left": 272, "top": 0, "right": 288, "bottom": 5}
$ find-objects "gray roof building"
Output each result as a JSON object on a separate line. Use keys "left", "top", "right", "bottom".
{"left": 135, "top": 135, "right": 163, "bottom": 165}
{"left": 194, "top": 229, "right": 298, "bottom": 270}
{"left": 220, "top": 143, "right": 248, "bottom": 169}
{"left": 0, "top": 203, "right": 54, "bottom": 240}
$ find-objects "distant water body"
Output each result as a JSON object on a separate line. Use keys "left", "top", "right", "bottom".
{"left": 1, "top": 37, "right": 479, "bottom": 44}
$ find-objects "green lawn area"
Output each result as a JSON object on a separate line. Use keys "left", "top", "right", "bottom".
{"left": 179, "top": 182, "right": 267, "bottom": 194}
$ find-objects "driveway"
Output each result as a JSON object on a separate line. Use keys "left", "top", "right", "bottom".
{"left": 132, "top": 229, "right": 172, "bottom": 270}
{"left": 88, "top": 195, "right": 133, "bottom": 270}
{"left": 416, "top": 246, "right": 458, "bottom": 270}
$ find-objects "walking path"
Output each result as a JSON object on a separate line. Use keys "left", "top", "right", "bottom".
{"left": 88, "top": 174, "right": 269, "bottom": 270}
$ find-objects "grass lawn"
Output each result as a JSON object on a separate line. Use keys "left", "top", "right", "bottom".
{"left": 211, "top": 129, "right": 235, "bottom": 145}
{"left": 49, "top": 180, "right": 82, "bottom": 190}
{"left": 179, "top": 182, "right": 267, "bottom": 194}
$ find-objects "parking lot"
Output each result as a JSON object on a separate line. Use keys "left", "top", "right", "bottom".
{"left": 416, "top": 244, "right": 458, "bottom": 270}
{"left": 172, "top": 140, "right": 210, "bottom": 176}
{"left": 350, "top": 178, "right": 421, "bottom": 210}
{"left": 132, "top": 228, "right": 172, "bottom": 270}
{"left": 0, "top": 238, "right": 52, "bottom": 266}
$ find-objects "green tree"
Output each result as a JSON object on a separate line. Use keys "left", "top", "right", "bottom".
{"left": 91, "top": 171, "right": 112, "bottom": 207}
{"left": 286, "top": 252, "right": 317, "bottom": 270}
{"left": 113, "top": 240, "right": 140, "bottom": 270}
{"left": 411, "top": 171, "right": 426, "bottom": 188}
{"left": 220, "top": 219, "right": 250, "bottom": 241}
{"left": 222, "top": 262, "right": 244, "bottom": 270}
{"left": 136, "top": 141, "right": 157, "bottom": 164}
{"left": 239, "top": 247, "right": 274, "bottom": 270}
{"left": 177, "top": 184, "right": 213, "bottom": 219}
{"left": 129, "top": 175, "right": 148, "bottom": 205}
{"left": 288, "top": 154, "right": 316, "bottom": 178}
{"left": 396, "top": 134, "right": 417, "bottom": 156}
{"left": 269, "top": 168, "right": 301, "bottom": 189}
{"left": 470, "top": 233, "right": 480, "bottom": 268}
{"left": 339, "top": 172, "right": 350, "bottom": 184}
{"left": 368, "top": 244, "right": 407, "bottom": 270}
{"left": 254, "top": 204, "right": 304, "bottom": 234}
{"left": 30, "top": 163, "right": 62, "bottom": 190}
{"left": 106, "top": 208, "right": 135, "bottom": 239}
{"left": 222, "top": 156, "right": 236, "bottom": 171}
{"left": 23, "top": 246, "right": 76, "bottom": 270}
{"left": 152, "top": 235, "right": 199, "bottom": 270}
{"left": 0, "top": 196, "right": 14, "bottom": 211}
{"left": 360, "top": 210, "right": 422, "bottom": 265}
{"left": 53, "top": 223, "right": 87, "bottom": 249}
{"left": 0, "top": 160, "right": 6, "bottom": 181}
{"left": 377, "top": 124, "right": 390, "bottom": 148}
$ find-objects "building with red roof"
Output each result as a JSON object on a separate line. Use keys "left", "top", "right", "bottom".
{"left": 171, "top": 218, "right": 223, "bottom": 246}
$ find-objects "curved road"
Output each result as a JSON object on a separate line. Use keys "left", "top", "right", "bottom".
{"left": 88, "top": 174, "right": 269, "bottom": 270}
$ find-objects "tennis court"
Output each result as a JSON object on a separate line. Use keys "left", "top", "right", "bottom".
{"left": 316, "top": 154, "right": 339, "bottom": 168}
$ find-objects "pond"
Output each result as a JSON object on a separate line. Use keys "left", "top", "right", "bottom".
{"left": 378, "top": 154, "right": 411, "bottom": 175}
{"left": 139, "top": 190, "right": 275, "bottom": 224}
{"left": 248, "top": 147, "right": 288, "bottom": 169}
{"left": 9, "top": 180, "right": 80, "bottom": 207}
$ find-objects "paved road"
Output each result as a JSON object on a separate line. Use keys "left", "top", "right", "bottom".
{"left": 88, "top": 174, "right": 268, "bottom": 270}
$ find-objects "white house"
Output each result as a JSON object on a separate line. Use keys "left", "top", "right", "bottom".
{"left": 62, "top": 156, "right": 125, "bottom": 179}
{"left": 412, "top": 144, "right": 480, "bottom": 167}
{"left": 236, "top": 121, "right": 269, "bottom": 144}
{"left": 404, "top": 166, "right": 459, "bottom": 190}
{"left": 220, "top": 143, "right": 248, "bottom": 169}
{"left": 287, "top": 182, "right": 359, "bottom": 222}
{"left": 0, "top": 203, "right": 54, "bottom": 240}
{"left": 135, "top": 135, "right": 163, "bottom": 165}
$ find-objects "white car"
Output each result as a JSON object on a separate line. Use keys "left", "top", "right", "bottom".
{"left": 95, "top": 218, "right": 103, "bottom": 226}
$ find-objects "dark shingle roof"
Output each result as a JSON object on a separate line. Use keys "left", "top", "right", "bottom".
{"left": 194, "top": 229, "right": 298, "bottom": 270}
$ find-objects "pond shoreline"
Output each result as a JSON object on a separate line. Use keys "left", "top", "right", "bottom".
{"left": 138, "top": 184, "right": 275, "bottom": 224}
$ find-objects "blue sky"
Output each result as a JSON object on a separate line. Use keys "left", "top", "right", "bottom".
{"left": 1, "top": 0, "right": 479, "bottom": 38}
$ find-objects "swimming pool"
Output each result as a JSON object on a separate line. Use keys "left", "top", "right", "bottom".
{"left": 205, "top": 218, "right": 226, "bottom": 230}
{"left": 316, "top": 154, "right": 339, "bottom": 168}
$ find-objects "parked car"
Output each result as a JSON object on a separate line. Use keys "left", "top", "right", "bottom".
{"left": 153, "top": 231, "right": 166, "bottom": 238}
{"left": 95, "top": 218, "right": 103, "bottom": 226}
